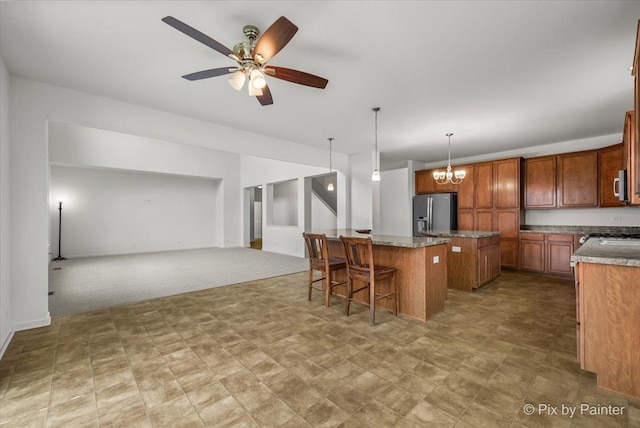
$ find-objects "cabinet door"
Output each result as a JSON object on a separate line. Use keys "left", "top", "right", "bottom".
{"left": 557, "top": 151, "right": 599, "bottom": 208}
{"left": 458, "top": 209, "right": 475, "bottom": 231}
{"left": 500, "top": 238, "right": 519, "bottom": 269}
{"left": 478, "top": 246, "right": 491, "bottom": 285}
{"left": 490, "top": 244, "right": 501, "bottom": 279}
{"left": 474, "top": 162, "right": 494, "bottom": 208}
{"left": 626, "top": 111, "right": 640, "bottom": 205}
{"left": 475, "top": 210, "right": 494, "bottom": 232}
{"left": 495, "top": 210, "right": 520, "bottom": 239}
{"left": 494, "top": 158, "right": 521, "bottom": 209}
{"left": 599, "top": 144, "right": 625, "bottom": 207}
{"left": 415, "top": 170, "right": 436, "bottom": 195}
{"left": 524, "top": 156, "right": 556, "bottom": 208}
{"left": 520, "top": 240, "right": 545, "bottom": 272}
{"left": 456, "top": 165, "right": 475, "bottom": 209}
{"left": 547, "top": 235, "right": 574, "bottom": 275}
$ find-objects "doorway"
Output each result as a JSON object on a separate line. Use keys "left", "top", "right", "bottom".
{"left": 248, "top": 186, "right": 263, "bottom": 250}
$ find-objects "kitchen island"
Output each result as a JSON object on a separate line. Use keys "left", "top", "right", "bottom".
{"left": 571, "top": 237, "right": 640, "bottom": 400}
{"left": 421, "top": 230, "right": 501, "bottom": 292}
{"left": 320, "top": 229, "right": 450, "bottom": 322}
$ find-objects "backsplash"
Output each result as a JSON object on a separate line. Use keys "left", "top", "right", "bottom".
{"left": 525, "top": 207, "right": 640, "bottom": 227}
{"left": 521, "top": 225, "right": 640, "bottom": 234}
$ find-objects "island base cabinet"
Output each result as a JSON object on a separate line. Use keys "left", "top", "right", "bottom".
{"left": 326, "top": 240, "right": 448, "bottom": 322}
{"left": 578, "top": 262, "right": 640, "bottom": 400}
{"left": 447, "top": 236, "right": 500, "bottom": 292}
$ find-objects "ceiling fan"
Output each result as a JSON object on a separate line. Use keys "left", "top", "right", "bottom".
{"left": 162, "top": 15, "right": 328, "bottom": 106}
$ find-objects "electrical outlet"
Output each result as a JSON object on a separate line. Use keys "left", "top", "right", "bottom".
{"left": 542, "top": 216, "right": 550, "bottom": 221}
{"left": 452, "top": 246, "right": 461, "bottom": 253}
{"left": 433, "top": 256, "right": 439, "bottom": 264}
{"left": 612, "top": 216, "right": 623, "bottom": 222}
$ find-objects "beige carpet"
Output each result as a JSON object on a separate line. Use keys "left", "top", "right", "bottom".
{"left": 48, "top": 247, "right": 308, "bottom": 316}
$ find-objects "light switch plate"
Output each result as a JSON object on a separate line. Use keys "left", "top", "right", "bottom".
{"left": 433, "top": 256, "right": 439, "bottom": 263}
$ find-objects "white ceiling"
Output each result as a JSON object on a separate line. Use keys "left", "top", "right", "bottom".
{"left": 1, "top": 1, "right": 638, "bottom": 169}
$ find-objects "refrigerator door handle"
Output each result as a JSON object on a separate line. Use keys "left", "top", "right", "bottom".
{"left": 427, "top": 197, "right": 432, "bottom": 230}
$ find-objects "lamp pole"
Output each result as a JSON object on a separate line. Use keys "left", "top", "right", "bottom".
{"left": 53, "top": 201, "right": 66, "bottom": 261}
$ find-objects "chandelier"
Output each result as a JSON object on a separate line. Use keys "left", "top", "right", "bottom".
{"left": 433, "top": 133, "right": 466, "bottom": 185}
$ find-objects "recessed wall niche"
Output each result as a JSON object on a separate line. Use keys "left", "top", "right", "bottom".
{"left": 267, "top": 179, "right": 298, "bottom": 226}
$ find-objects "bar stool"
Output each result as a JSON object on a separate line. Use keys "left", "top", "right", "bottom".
{"left": 340, "top": 236, "right": 398, "bottom": 325}
{"left": 302, "top": 233, "right": 347, "bottom": 307}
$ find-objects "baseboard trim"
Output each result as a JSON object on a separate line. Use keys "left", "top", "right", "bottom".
{"left": 0, "top": 329, "right": 15, "bottom": 360}
{"left": 12, "top": 313, "right": 51, "bottom": 332}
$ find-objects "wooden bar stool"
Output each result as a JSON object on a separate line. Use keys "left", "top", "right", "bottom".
{"left": 340, "top": 236, "right": 398, "bottom": 325}
{"left": 302, "top": 233, "right": 347, "bottom": 307}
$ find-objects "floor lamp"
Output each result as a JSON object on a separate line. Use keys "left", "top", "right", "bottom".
{"left": 53, "top": 200, "right": 66, "bottom": 261}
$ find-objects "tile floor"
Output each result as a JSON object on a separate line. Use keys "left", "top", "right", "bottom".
{"left": 1, "top": 271, "right": 639, "bottom": 427}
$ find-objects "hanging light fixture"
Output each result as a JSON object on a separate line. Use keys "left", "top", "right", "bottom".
{"left": 372, "top": 107, "right": 381, "bottom": 181}
{"left": 433, "top": 133, "right": 466, "bottom": 185}
{"left": 327, "top": 137, "right": 335, "bottom": 192}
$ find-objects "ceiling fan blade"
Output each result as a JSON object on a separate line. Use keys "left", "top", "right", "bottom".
{"left": 162, "top": 16, "right": 234, "bottom": 58}
{"left": 252, "top": 16, "right": 298, "bottom": 64}
{"left": 257, "top": 84, "right": 274, "bottom": 106}
{"left": 264, "top": 66, "right": 328, "bottom": 89}
{"left": 182, "top": 67, "right": 237, "bottom": 81}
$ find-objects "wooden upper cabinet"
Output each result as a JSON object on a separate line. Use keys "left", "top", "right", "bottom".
{"left": 458, "top": 209, "right": 474, "bottom": 230}
{"left": 475, "top": 210, "right": 494, "bottom": 231}
{"left": 474, "top": 162, "right": 494, "bottom": 209}
{"left": 494, "top": 158, "right": 521, "bottom": 209}
{"left": 456, "top": 164, "right": 475, "bottom": 209}
{"left": 626, "top": 110, "right": 640, "bottom": 205}
{"left": 557, "top": 150, "right": 598, "bottom": 208}
{"left": 599, "top": 143, "right": 625, "bottom": 207}
{"left": 524, "top": 156, "right": 557, "bottom": 208}
{"left": 415, "top": 170, "right": 437, "bottom": 195}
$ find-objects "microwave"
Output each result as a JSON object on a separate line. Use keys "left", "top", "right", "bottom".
{"left": 613, "top": 169, "right": 628, "bottom": 202}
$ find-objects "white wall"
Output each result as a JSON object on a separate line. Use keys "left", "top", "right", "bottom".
{"left": 269, "top": 179, "right": 298, "bottom": 226}
{"left": 0, "top": 55, "right": 12, "bottom": 356}
{"left": 241, "top": 154, "right": 347, "bottom": 257}
{"left": 350, "top": 151, "right": 374, "bottom": 230}
{"left": 50, "top": 166, "right": 219, "bottom": 257}
{"left": 526, "top": 207, "right": 640, "bottom": 227}
{"left": 378, "top": 168, "right": 412, "bottom": 236}
{"left": 311, "top": 193, "right": 337, "bottom": 230}
{"left": 7, "top": 76, "right": 350, "bottom": 333}
{"left": 48, "top": 122, "right": 239, "bottom": 248}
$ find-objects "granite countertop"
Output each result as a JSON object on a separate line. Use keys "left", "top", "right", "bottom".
{"left": 571, "top": 237, "right": 640, "bottom": 267}
{"left": 421, "top": 230, "right": 500, "bottom": 239}
{"left": 521, "top": 225, "right": 640, "bottom": 235}
{"left": 319, "top": 229, "right": 450, "bottom": 248}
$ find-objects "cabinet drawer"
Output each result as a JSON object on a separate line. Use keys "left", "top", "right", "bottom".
{"left": 490, "top": 236, "right": 501, "bottom": 245}
{"left": 477, "top": 237, "right": 491, "bottom": 248}
{"left": 547, "top": 234, "right": 574, "bottom": 242}
{"left": 520, "top": 233, "right": 545, "bottom": 241}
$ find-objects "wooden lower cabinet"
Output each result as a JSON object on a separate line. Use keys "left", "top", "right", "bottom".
{"left": 447, "top": 236, "right": 501, "bottom": 292}
{"left": 520, "top": 234, "right": 545, "bottom": 272}
{"left": 500, "top": 238, "right": 519, "bottom": 269}
{"left": 519, "top": 233, "right": 579, "bottom": 280}
{"left": 577, "top": 262, "right": 640, "bottom": 400}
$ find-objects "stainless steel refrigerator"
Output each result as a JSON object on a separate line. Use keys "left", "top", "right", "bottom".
{"left": 413, "top": 193, "right": 458, "bottom": 236}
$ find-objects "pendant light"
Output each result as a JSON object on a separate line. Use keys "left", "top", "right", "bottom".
{"left": 372, "top": 107, "right": 381, "bottom": 181}
{"left": 433, "top": 133, "right": 466, "bottom": 185}
{"left": 327, "top": 137, "right": 335, "bottom": 192}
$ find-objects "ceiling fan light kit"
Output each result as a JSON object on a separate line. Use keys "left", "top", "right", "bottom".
{"left": 162, "top": 15, "right": 328, "bottom": 106}
{"left": 433, "top": 133, "right": 466, "bottom": 185}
